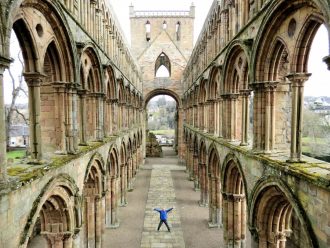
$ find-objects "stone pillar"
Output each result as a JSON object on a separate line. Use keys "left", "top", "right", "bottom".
{"left": 71, "top": 84, "right": 79, "bottom": 152}
{"left": 120, "top": 163, "right": 127, "bottom": 206}
{"left": 127, "top": 159, "right": 133, "bottom": 190}
{"left": 199, "top": 163, "right": 208, "bottom": 206}
{"left": 250, "top": 82, "right": 278, "bottom": 153}
{"left": 286, "top": 73, "right": 311, "bottom": 162}
{"left": 96, "top": 93, "right": 105, "bottom": 141}
{"left": 240, "top": 89, "right": 251, "bottom": 146}
{"left": 208, "top": 100, "right": 215, "bottom": 133}
{"left": 204, "top": 102, "right": 208, "bottom": 132}
{"left": 0, "top": 58, "right": 11, "bottom": 183}
{"left": 132, "top": 150, "right": 137, "bottom": 175}
{"left": 218, "top": 97, "right": 223, "bottom": 137}
{"left": 209, "top": 176, "right": 221, "bottom": 228}
{"left": 110, "top": 176, "right": 119, "bottom": 227}
{"left": 193, "top": 153, "right": 199, "bottom": 191}
{"left": 105, "top": 177, "right": 111, "bottom": 228}
{"left": 66, "top": 83, "right": 77, "bottom": 154}
{"left": 95, "top": 195, "right": 102, "bottom": 248}
{"left": 24, "top": 72, "right": 45, "bottom": 161}
{"left": 223, "top": 193, "right": 246, "bottom": 248}
{"left": 111, "top": 99, "right": 118, "bottom": 133}
{"left": 78, "top": 89, "right": 88, "bottom": 145}
{"left": 52, "top": 82, "right": 67, "bottom": 154}
{"left": 189, "top": 147, "right": 194, "bottom": 180}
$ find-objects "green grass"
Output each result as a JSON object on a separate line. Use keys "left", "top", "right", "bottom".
{"left": 6, "top": 150, "right": 26, "bottom": 159}
{"left": 150, "top": 129, "right": 175, "bottom": 136}
{"left": 302, "top": 136, "right": 327, "bottom": 145}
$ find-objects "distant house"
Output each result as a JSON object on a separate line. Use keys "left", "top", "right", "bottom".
{"left": 9, "top": 125, "right": 29, "bottom": 147}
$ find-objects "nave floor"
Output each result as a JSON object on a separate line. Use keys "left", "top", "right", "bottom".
{"left": 104, "top": 147, "right": 222, "bottom": 248}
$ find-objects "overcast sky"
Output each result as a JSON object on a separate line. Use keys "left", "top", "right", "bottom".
{"left": 3, "top": 0, "right": 330, "bottom": 104}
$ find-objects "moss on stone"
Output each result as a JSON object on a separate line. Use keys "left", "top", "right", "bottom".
{"left": 7, "top": 167, "right": 26, "bottom": 176}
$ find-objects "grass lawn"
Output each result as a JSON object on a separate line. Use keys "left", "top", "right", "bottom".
{"left": 302, "top": 136, "right": 327, "bottom": 144}
{"left": 150, "top": 129, "right": 175, "bottom": 136}
{"left": 6, "top": 150, "right": 26, "bottom": 159}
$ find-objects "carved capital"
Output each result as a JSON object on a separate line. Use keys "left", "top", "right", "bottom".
{"left": 285, "top": 73, "right": 311, "bottom": 87}
{"left": 23, "top": 72, "right": 46, "bottom": 87}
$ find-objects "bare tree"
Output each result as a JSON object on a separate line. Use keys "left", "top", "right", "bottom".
{"left": 5, "top": 52, "right": 28, "bottom": 148}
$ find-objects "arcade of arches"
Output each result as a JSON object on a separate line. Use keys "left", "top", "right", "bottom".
{"left": 0, "top": 0, "right": 330, "bottom": 247}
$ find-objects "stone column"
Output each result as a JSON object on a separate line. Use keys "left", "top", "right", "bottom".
{"left": 264, "top": 82, "right": 278, "bottom": 153}
{"left": 0, "top": 58, "right": 11, "bottom": 183}
{"left": 66, "top": 83, "right": 76, "bottom": 154}
{"left": 77, "top": 89, "right": 88, "bottom": 145}
{"left": 96, "top": 93, "right": 105, "bottom": 141}
{"left": 105, "top": 176, "right": 111, "bottom": 228}
{"left": 110, "top": 176, "right": 119, "bottom": 227}
{"left": 71, "top": 84, "right": 79, "bottom": 151}
{"left": 208, "top": 176, "right": 221, "bottom": 228}
{"left": 218, "top": 97, "right": 223, "bottom": 137}
{"left": 127, "top": 159, "right": 133, "bottom": 190}
{"left": 250, "top": 82, "right": 278, "bottom": 153}
{"left": 193, "top": 153, "right": 199, "bottom": 191}
{"left": 189, "top": 147, "right": 194, "bottom": 180}
{"left": 120, "top": 163, "right": 127, "bottom": 206}
{"left": 240, "top": 89, "right": 251, "bottom": 146}
{"left": 208, "top": 100, "right": 215, "bottom": 133}
{"left": 24, "top": 72, "right": 45, "bottom": 161}
{"left": 111, "top": 99, "right": 118, "bottom": 133}
{"left": 223, "top": 193, "right": 246, "bottom": 248}
{"left": 199, "top": 163, "right": 208, "bottom": 206}
{"left": 95, "top": 195, "right": 102, "bottom": 248}
{"left": 204, "top": 102, "right": 208, "bottom": 132}
{"left": 52, "top": 81, "right": 67, "bottom": 154}
{"left": 286, "top": 73, "right": 311, "bottom": 162}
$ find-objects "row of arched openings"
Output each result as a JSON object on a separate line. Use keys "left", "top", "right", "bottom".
{"left": 184, "top": 131, "right": 317, "bottom": 248}
{"left": 24, "top": 131, "right": 143, "bottom": 247}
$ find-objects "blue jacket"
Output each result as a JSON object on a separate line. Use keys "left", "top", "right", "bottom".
{"left": 154, "top": 208, "right": 173, "bottom": 220}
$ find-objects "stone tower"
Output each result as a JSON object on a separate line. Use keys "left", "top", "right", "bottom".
{"left": 129, "top": 4, "right": 195, "bottom": 160}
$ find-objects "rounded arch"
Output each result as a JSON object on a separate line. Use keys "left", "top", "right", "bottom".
{"left": 144, "top": 89, "right": 182, "bottom": 108}
{"left": 292, "top": 14, "right": 324, "bottom": 73}
{"left": 84, "top": 152, "right": 106, "bottom": 183}
{"left": 120, "top": 140, "right": 127, "bottom": 165}
{"left": 104, "top": 64, "right": 117, "bottom": 99}
{"left": 11, "top": 18, "right": 38, "bottom": 72}
{"left": 249, "top": 178, "right": 318, "bottom": 248}
{"left": 80, "top": 44, "right": 103, "bottom": 92}
{"left": 221, "top": 153, "right": 249, "bottom": 202}
{"left": 222, "top": 41, "right": 250, "bottom": 93}
{"left": 208, "top": 65, "right": 220, "bottom": 100}
{"left": 20, "top": 174, "right": 79, "bottom": 247}
{"left": 251, "top": 0, "right": 327, "bottom": 82}
{"left": 208, "top": 144, "right": 221, "bottom": 177}
{"left": 107, "top": 145, "right": 120, "bottom": 178}
{"left": 10, "top": 0, "right": 76, "bottom": 80}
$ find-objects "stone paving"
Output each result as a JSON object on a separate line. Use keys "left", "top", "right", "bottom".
{"left": 140, "top": 168, "right": 185, "bottom": 248}
{"left": 105, "top": 147, "right": 222, "bottom": 248}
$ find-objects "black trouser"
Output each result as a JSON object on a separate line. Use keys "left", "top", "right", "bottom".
{"left": 157, "top": 219, "right": 170, "bottom": 231}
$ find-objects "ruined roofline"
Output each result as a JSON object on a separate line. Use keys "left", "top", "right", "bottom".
{"left": 129, "top": 3, "right": 195, "bottom": 18}
{"left": 131, "top": 10, "right": 191, "bottom": 18}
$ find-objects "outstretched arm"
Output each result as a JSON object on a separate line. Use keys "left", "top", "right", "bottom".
{"left": 154, "top": 208, "right": 161, "bottom": 212}
{"left": 166, "top": 207, "right": 174, "bottom": 212}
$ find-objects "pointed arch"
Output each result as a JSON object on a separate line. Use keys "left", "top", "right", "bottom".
{"left": 155, "top": 52, "right": 171, "bottom": 77}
